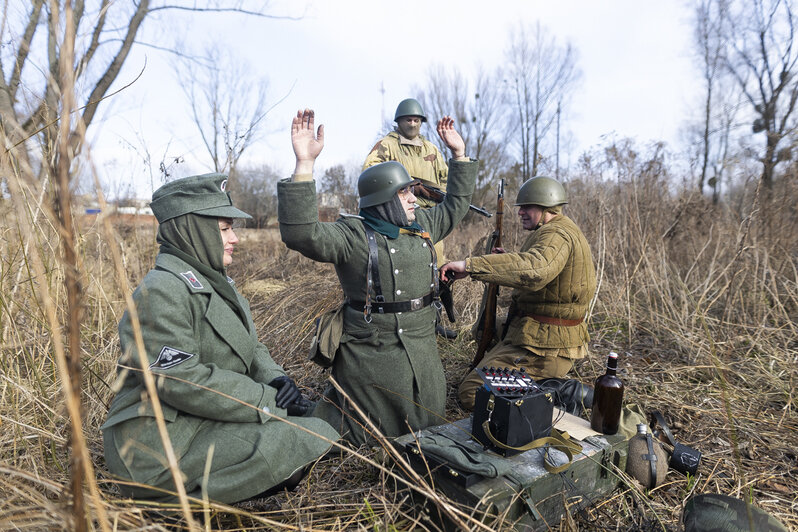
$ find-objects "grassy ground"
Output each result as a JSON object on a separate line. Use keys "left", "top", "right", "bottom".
{"left": 1, "top": 174, "right": 796, "bottom": 530}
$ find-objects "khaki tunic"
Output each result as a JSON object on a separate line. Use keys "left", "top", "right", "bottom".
{"left": 458, "top": 214, "right": 597, "bottom": 409}
{"left": 102, "top": 253, "right": 338, "bottom": 503}
{"left": 279, "top": 159, "right": 477, "bottom": 446}
{"left": 363, "top": 131, "right": 448, "bottom": 210}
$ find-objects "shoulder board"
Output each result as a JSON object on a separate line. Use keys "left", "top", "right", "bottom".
{"left": 179, "top": 270, "right": 205, "bottom": 291}
{"left": 339, "top": 213, "right": 364, "bottom": 220}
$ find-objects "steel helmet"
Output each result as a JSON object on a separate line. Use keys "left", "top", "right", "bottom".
{"left": 358, "top": 161, "right": 415, "bottom": 208}
{"left": 515, "top": 176, "right": 568, "bottom": 207}
{"left": 394, "top": 98, "right": 427, "bottom": 122}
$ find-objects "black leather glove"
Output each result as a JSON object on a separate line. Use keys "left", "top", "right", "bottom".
{"left": 287, "top": 396, "right": 315, "bottom": 417}
{"left": 269, "top": 376, "right": 301, "bottom": 409}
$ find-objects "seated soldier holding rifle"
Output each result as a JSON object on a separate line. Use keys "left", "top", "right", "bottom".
{"left": 440, "top": 176, "right": 597, "bottom": 414}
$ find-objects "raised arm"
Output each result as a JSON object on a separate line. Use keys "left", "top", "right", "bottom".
{"left": 436, "top": 116, "right": 466, "bottom": 159}
{"left": 292, "top": 108, "right": 325, "bottom": 178}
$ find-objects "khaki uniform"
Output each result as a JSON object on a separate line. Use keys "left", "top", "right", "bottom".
{"left": 279, "top": 159, "right": 477, "bottom": 445}
{"left": 364, "top": 131, "right": 450, "bottom": 263}
{"left": 102, "top": 253, "right": 338, "bottom": 503}
{"left": 458, "top": 214, "right": 597, "bottom": 409}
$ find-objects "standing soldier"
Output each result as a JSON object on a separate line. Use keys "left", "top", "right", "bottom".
{"left": 441, "top": 176, "right": 597, "bottom": 412}
{"left": 280, "top": 109, "right": 477, "bottom": 446}
{"left": 363, "top": 98, "right": 458, "bottom": 338}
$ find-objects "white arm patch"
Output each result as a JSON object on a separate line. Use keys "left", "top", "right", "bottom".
{"left": 150, "top": 345, "right": 195, "bottom": 370}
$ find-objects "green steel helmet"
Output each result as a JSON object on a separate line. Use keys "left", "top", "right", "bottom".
{"left": 358, "top": 161, "right": 415, "bottom": 208}
{"left": 515, "top": 176, "right": 568, "bottom": 207}
{"left": 683, "top": 494, "right": 789, "bottom": 532}
{"left": 394, "top": 98, "right": 427, "bottom": 122}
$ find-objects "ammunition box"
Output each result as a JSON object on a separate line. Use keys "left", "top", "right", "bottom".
{"left": 395, "top": 414, "right": 628, "bottom": 531}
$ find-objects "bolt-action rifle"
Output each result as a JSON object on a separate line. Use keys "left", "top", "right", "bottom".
{"left": 414, "top": 182, "right": 492, "bottom": 218}
{"left": 470, "top": 179, "right": 504, "bottom": 369}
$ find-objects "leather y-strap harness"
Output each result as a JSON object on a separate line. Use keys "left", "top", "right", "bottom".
{"left": 355, "top": 225, "right": 441, "bottom": 322}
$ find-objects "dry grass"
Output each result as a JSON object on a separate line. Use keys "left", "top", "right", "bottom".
{"left": 1, "top": 166, "right": 797, "bottom": 531}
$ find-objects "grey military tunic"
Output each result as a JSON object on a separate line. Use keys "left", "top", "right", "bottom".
{"left": 102, "top": 253, "right": 338, "bottom": 503}
{"left": 278, "top": 159, "right": 478, "bottom": 445}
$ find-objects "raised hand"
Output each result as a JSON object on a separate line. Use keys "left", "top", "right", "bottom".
{"left": 292, "top": 108, "right": 324, "bottom": 174}
{"left": 436, "top": 116, "right": 465, "bottom": 159}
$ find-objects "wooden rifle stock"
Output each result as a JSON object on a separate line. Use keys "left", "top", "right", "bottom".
{"left": 471, "top": 179, "right": 505, "bottom": 369}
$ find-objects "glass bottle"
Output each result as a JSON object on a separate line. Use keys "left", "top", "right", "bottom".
{"left": 590, "top": 351, "right": 624, "bottom": 434}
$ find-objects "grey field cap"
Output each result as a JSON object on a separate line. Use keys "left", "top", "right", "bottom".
{"left": 150, "top": 173, "right": 252, "bottom": 223}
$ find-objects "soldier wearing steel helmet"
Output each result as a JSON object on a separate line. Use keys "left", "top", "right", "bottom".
{"left": 363, "top": 98, "right": 458, "bottom": 338}
{"left": 441, "top": 176, "right": 597, "bottom": 411}
{"left": 279, "top": 109, "right": 477, "bottom": 446}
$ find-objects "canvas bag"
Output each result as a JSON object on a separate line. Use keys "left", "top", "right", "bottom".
{"left": 308, "top": 304, "right": 345, "bottom": 368}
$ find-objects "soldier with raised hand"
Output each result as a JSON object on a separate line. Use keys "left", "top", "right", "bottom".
{"left": 441, "top": 176, "right": 597, "bottom": 412}
{"left": 280, "top": 109, "right": 477, "bottom": 446}
{"left": 364, "top": 98, "right": 458, "bottom": 338}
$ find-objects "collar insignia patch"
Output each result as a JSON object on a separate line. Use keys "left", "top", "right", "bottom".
{"left": 150, "top": 346, "right": 195, "bottom": 370}
{"left": 180, "top": 270, "right": 203, "bottom": 289}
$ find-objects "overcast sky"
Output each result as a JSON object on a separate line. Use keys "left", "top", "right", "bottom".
{"left": 88, "top": 0, "right": 699, "bottom": 198}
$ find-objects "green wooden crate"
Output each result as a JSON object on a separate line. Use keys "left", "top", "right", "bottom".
{"left": 394, "top": 415, "right": 628, "bottom": 531}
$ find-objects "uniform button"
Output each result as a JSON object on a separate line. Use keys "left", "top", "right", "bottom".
{"left": 394, "top": 269, "right": 399, "bottom": 274}
{"left": 430, "top": 283, "right": 434, "bottom": 288}
{"left": 396, "top": 289, "right": 402, "bottom": 295}
{"left": 398, "top": 328, "right": 404, "bottom": 334}
{"left": 390, "top": 248, "right": 396, "bottom": 253}
{"left": 422, "top": 242, "right": 427, "bottom": 247}
{"left": 397, "top": 312, "right": 402, "bottom": 315}
{"left": 263, "top": 406, "right": 271, "bottom": 414}
{"left": 429, "top": 262, "right": 433, "bottom": 267}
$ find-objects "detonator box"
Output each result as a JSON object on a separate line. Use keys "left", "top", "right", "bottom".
{"left": 395, "top": 411, "right": 628, "bottom": 531}
{"left": 471, "top": 367, "right": 553, "bottom": 456}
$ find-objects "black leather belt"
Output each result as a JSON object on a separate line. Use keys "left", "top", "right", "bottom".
{"left": 349, "top": 292, "right": 434, "bottom": 314}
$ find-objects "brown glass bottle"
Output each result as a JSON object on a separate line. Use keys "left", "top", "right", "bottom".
{"left": 590, "top": 352, "right": 624, "bottom": 435}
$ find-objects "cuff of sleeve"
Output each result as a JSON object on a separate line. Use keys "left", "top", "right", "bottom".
{"left": 465, "top": 257, "right": 473, "bottom": 273}
{"left": 446, "top": 158, "right": 478, "bottom": 197}
{"left": 257, "top": 384, "right": 287, "bottom": 423}
{"left": 291, "top": 173, "right": 314, "bottom": 182}
{"left": 277, "top": 179, "right": 319, "bottom": 224}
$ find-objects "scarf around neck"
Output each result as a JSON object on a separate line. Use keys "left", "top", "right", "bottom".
{"left": 156, "top": 213, "right": 250, "bottom": 332}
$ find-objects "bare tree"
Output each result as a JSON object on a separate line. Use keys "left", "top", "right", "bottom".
{"left": 0, "top": 1, "right": 296, "bottom": 178}
{"left": 722, "top": 0, "right": 798, "bottom": 189}
{"left": 690, "top": 0, "right": 746, "bottom": 202}
{"left": 176, "top": 45, "right": 271, "bottom": 180}
{"left": 414, "top": 64, "right": 510, "bottom": 203}
{"left": 320, "top": 163, "right": 358, "bottom": 214}
{"left": 504, "top": 22, "right": 581, "bottom": 182}
{"left": 233, "top": 163, "right": 282, "bottom": 228}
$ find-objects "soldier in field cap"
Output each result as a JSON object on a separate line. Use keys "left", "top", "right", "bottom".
{"left": 102, "top": 172, "right": 339, "bottom": 504}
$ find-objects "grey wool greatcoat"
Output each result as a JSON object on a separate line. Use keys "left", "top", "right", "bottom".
{"left": 278, "top": 159, "right": 478, "bottom": 446}
{"left": 102, "top": 253, "right": 338, "bottom": 503}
